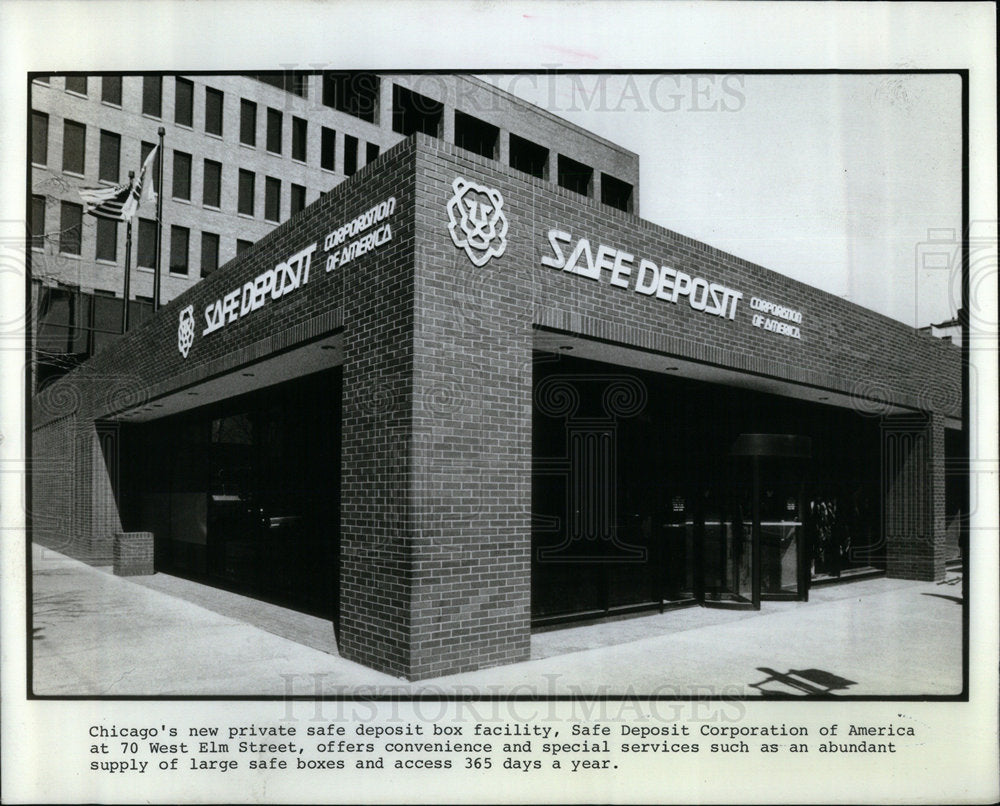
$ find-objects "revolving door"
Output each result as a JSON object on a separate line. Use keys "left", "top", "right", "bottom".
{"left": 699, "top": 434, "right": 811, "bottom": 609}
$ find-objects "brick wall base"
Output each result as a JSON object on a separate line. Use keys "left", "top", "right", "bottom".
{"left": 114, "top": 531, "right": 154, "bottom": 576}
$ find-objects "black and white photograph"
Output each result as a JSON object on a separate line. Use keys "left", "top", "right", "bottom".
{"left": 2, "top": 1, "right": 997, "bottom": 804}
{"left": 24, "top": 68, "right": 969, "bottom": 696}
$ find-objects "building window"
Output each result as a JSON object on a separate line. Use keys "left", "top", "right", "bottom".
{"left": 392, "top": 84, "right": 443, "bottom": 137}
{"left": 202, "top": 159, "right": 221, "bottom": 208}
{"left": 62, "top": 120, "right": 86, "bottom": 175}
{"left": 31, "top": 195, "right": 46, "bottom": 250}
{"left": 33, "top": 75, "right": 50, "bottom": 85}
{"left": 366, "top": 142, "right": 379, "bottom": 165}
{"left": 170, "top": 225, "right": 189, "bottom": 275}
{"left": 65, "top": 75, "right": 87, "bottom": 95}
{"left": 98, "top": 130, "right": 120, "bottom": 183}
{"left": 142, "top": 76, "right": 162, "bottom": 117}
{"left": 558, "top": 154, "right": 593, "bottom": 198}
{"left": 128, "top": 296, "right": 154, "bottom": 329}
{"left": 292, "top": 116, "right": 307, "bottom": 161}
{"left": 321, "top": 127, "right": 336, "bottom": 171}
{"left": 91, "top": 291, "right": 120, "bottom": 355}
{"left": 321, "top": 72, "right": 378, "bottom": 123}
{"left": 172, "top": 151, "right": 192, "bottom": 201}
{"left": 236, "top": 239, "right": 253, "bottom": 256}
{"left": 600, "top": 173, "right": 633, "bottom": 213}
{"left": 238, "top": 169, "right": 255, "bottom": 216}
{"left": 343, "top": 135, "right": 358, "bottom": 177}
{"left": 59, "top": 201, "right": 82, "bottom": 255}
{"left": 240, "top": 99, "right": 257, "bottom": 146}
{"left": 140, "top": 141, "right": 160, "bottom": 194}
{"left": 35, "top": 287, "right": 83, "bottom": 385}
{"left": 290, "top": 183, "right": 306, "bottom": 216}
{"left": 175, "top": 77, "right": 194, "bottom": 127}
{"left": 205, "top": 87, "right": 223, "bottom": 136}
{"left": 245, "top": 71, "right": 309, "bottom": 98}
{"left": 101, "top": 75, "right": 122, "bottom": 106}
{"left": 95, "top": 217, "right": 118, "bottom": 262}
{"left": 266, "top": 108, "right": 282, "bottom": 154}
{"left": 31, "top": 111, "right": 48, "bottom": 166}
{"left": 137, "top": 218, "right": 157, "bottom": 268}
{"left": 264, "top": 177, "right": 280, "bottom": 222}
{"left": 200, "top": 232, "right": 219, "bottom": 277}
{"left": 454, "top": 111, "right": 499, "bottom": 159}
{"left": 509, "top": 133, "right": 548, "bottom": 179}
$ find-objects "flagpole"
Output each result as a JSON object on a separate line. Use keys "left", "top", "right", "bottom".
{"left": 122, "top": 169, "right": 135, "bottom": 334}
{"left": 153, "top": 126, "right": 165, "bottom": 312}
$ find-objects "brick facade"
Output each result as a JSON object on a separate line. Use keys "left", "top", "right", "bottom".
{"left": 31, "top": 135, "right": 962, "bottom": 680}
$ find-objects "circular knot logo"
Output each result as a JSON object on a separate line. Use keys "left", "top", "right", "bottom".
{"left": 177, "top": 305, "right": 195, "bottom": 358}
{"left": 446, "top": 177, "right": 509, "bottom": 267}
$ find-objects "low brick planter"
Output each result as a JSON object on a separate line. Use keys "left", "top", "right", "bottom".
{"left": 113, "top": 531, "right": 154, "bottom": 576}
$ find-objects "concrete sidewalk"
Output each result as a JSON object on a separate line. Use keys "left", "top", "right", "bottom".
{"left": 29, "top": 543, "right": 963, "bottom": 697}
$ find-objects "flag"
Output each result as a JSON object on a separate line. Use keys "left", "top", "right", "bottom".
{"left": 79, "top": 144, "right": 158, "bottom": 221}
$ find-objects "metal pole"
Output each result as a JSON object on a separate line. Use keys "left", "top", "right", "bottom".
{"left": 153, "top": 126, "right": 165, "bottom": 311}
{"left": 121, "top": 170, "right": 134, "bottom": 334}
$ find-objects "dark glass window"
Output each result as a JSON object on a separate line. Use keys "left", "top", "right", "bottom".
{"left": 266, "top": 108, "right": 282, "bottom": 153}
{"left": 95, "top": 217, "right": 118, "bottom": 261}
{"left": 31, "top": 111, "right": 48, "bottom": 166}
{"left": 321, "top": 72, "right": 378, "bottom": 122}
{"left": 454, "top": 111, "right": 498, "bottom": 159}
{"left": 392, "top": 84, "right": 442, "bottom": 137}
{"left": 137, "top": 218, "right": 157, "bottom": 268}
{"left": 101, "top": 75, "right": 122, "bottom": 105}
{"left": 236, "top": 238, "right": 253, "bottom": 256}
{"left": 170, "top": 225, "right": 189, "bottom": 274}
{"left": 321, "top": 127, "right": 336, "bottom": 171}
{"left": 172, "top": 151, "right": 192, "bottom": 200}
{"left": 65, "top": 76, "right": 87, "bottom": 95}
{"left": 240, "top": 99, "right": 257, "bottom": 146}
{"left": 30, "top": 195, "right": 46, "bottom": 249}
{"left": 175, "top": 78, "right": 194, "bottom": 126}
{"left": 62, "top": 120, "right": 86, "bottom": 174}
{"left": 246, "top": 71, "right": 308, "bottom": 98}
{"left": 205, "top": 87, "right": 223, "bottom": 135}
{"left": 343, "top": 135, "right": 358, "bottom": 177}
{"left": 200, "top": 232, "right": 219, "bottom": 277}
{"left": 264, "top": 177, "right": 280, "bottom": 222}
{"left": 142, "top": 76, "right": 162, "bottom": 117}
{"left": 366, "top": 142, "right": 379, "bottom": 164}
{"left": 128, "top": 296, "right": 154, "bottom": 329}
{"left": 202, "top": 159, "right": 221, "bottom": 207}
{"left": 99, "top": 130, "right": 120, "bottom": 183}
{"left": 238, "top": 169, "right": 255, "bottom": 216}
{"left": 509, "top": 133, "right": 548, "bottom": 179}
{"left": 557, "top": 154, "right": 593, "bottom": 197}
{"left": 292, "top": 116, "right": 307, "bottom": 161}
{"left": 91, "top": 292, "right": 120, "bottom": 355}
{"left": 140, "top": 141, "right": 160, "bottom": 194}
{"left": 290, "top": 184, "right": 306, "bottom": 216}
{"left": 600, "top": 173, "right": 634, "bottom": 213}
{"left": 59, "top": 201, "right": 82, "bottom": 255}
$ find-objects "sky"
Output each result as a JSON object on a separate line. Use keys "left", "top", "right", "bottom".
{"left": 488, "top": 73, "right": 963, "bottom": 328}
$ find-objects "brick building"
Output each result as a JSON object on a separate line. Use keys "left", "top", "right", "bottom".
{"left": 30, "top": 77, "right": 962, "bottom": 682}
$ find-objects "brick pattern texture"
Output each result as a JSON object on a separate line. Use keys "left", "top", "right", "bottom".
{"left": 114, "top": 532, "right": 154, "bottom": 576}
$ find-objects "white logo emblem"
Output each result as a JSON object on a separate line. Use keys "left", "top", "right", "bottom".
{"left": 446, "top": 177, "right": 508, "bottom": 267}
{"left": 177, "top": 305, "right": 195, "bottom": 358}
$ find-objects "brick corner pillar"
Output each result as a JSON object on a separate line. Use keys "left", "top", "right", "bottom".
{"left": 882, "top": 412, "right": 947, "bottom": 581}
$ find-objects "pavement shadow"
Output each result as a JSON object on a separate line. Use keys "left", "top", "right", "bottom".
{"left": 921, "top": 592, "right": 963, "bottom": 605}
{"left": 748, "top": 667, "right": 857, "bottom": 696}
